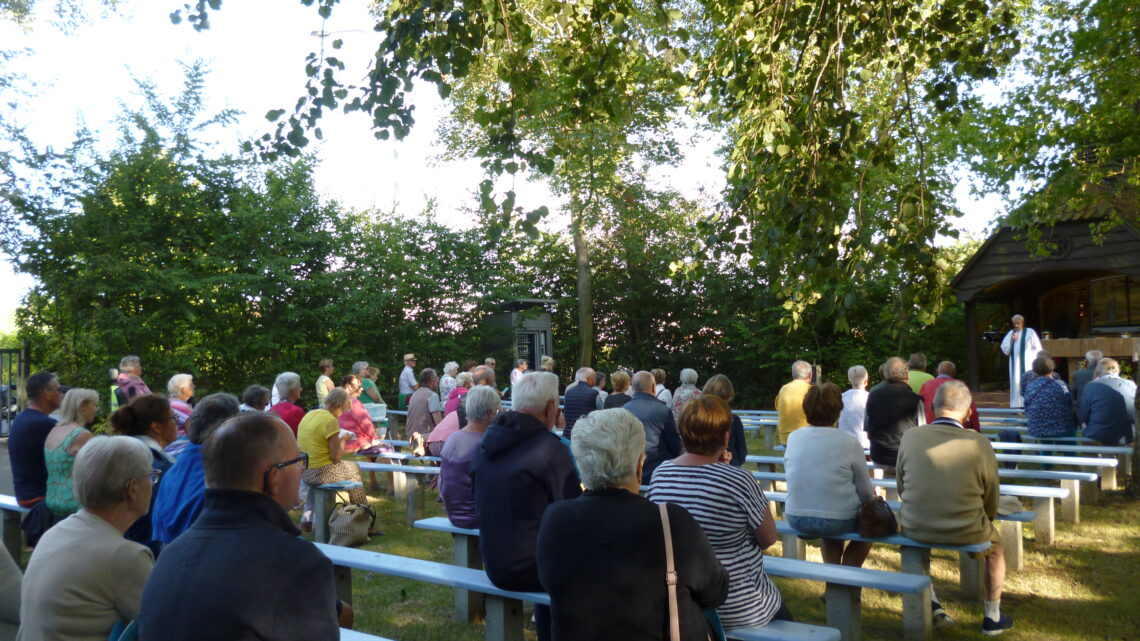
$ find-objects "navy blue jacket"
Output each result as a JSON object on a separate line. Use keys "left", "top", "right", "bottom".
{"left": 1078, "top": 381, "right": 1134, "bottom": 444}
{"left": 623, "top": 392, "right": 683, "bottom": 483}
{"left": 7, "top": 408, "right": 55, "bottom": 504}
{"left": 138, "top": 489, "right": 339, "bottom": 641}
{"left": 471, "top": 411, "right": 581, "bottom": 591}
{"left": 562, "top": 381, "right": 599, "bottom": 441}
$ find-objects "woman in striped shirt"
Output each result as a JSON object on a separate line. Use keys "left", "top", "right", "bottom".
{"left": 647, "top": 395, "right": 790, "bottom": 629}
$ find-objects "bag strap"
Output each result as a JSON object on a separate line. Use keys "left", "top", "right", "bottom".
{"left": 660, "top": 503, "right": 681, "bottom": 641}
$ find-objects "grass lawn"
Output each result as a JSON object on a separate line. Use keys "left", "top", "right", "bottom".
{"left": 326, "top": 434, "right": 1140, "bottom": 641}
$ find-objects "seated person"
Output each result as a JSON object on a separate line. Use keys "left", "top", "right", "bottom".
{"left": 297, "top": 389, "right": 369, "bottom": 531}
{"left": 269, "top": 372, "right": 306, "bottom": 436}
{"left": 139, "top": 413, "right": 351, "bottom": 640}
{"left": 239, "top": 385, "right": 271, "bottom": 413}
{"left": 439, "top": 386, "right": 500, "bottom": 529}
{"left": 897, "top": 380, "right": 1013, "bottom": 635}
{"left": 20, "top": 436, "right": 155, "bottom": 640}
{"left": 337, "top": 375, "right": 379, "bottom": 453}
{"left": 538, "top": 408, "right": 728, "bottom": 640}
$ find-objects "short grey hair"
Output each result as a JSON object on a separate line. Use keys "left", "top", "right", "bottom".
{"left": 351, "top": 361, "right": 369, "bottom": 376}
{"left": 73, "top": 436, "right": 152, "bottom": 510}
{"left": 933, "top": 380, "right": 972, "bottom": 415}
{"left": 167, "top": 373, "right": 193, "bottom": 397}
{"left": 1011, "top": 314, "right": 1025, "bottom": 323}
{"left": 465, "top": 385, "right": 501, "bottom": 422}
{"left": 274, "top": 371, "right": 302, "bottom": 400}
{"left": 792, "top": 360, "right": 812, "bottom": 380}
{"left": 119, "top": 355, "right": 142, "bottom": 372}
{"left": 886, "top": 357, "right": 908, "bottom": 382}
{"left": 58, "top": 388, "right": 99, "bottom": 425}
{"left": 631, "top": 371, "right": 655, "bottom": 393}
{"left": 188, "top": 393, "right": 241, "bottom": 444}
{"left": 1095, "top": 358, "right": 1121, "bottom": 378}
{"left": 1085, "top": 350, "right": 1103, "bottom": 365}
{"left": 456, "top": 372, "right": 474, "bottom": 388}
{"left": 847, "top": 365, "right": 868, "bottom": 387}
{"left": 571, "top": 409, "right": 646, "bottom": 490}
{"left": 485, "top": 357, "right": 496, "bottom": 365}
{"left": 443, "top": 361, "right": 459, "bottom": 376}
{"left": 679, "top": 368, "right": 698, "bottom": 385}
{"left": 512, "top": 371, "right": 559, "bottom": 412}
{"left": 575, "top": 367, "right": 595, "bottom": 383}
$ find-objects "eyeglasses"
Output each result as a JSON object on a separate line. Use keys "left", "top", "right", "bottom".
{"left": 149, "top": 469, "right": 163, "bottom": 486}
{"left": 271, "top": 452, "right": 309, "bottom": 472}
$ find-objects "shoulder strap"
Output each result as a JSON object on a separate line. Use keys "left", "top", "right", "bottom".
{"left": 660, "top": 503, "right": 681, "bottom": 641}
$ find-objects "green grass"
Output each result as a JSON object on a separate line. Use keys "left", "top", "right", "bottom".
{"left": 323, "top": 435, "right": 1140, "bottom": 641}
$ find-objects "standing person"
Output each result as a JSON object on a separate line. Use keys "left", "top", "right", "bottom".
{"left": 701, "top": 374, "right": 747, "bottom": 468}
{"left": 1071, "top": 350, "right": 1102, "bottom": 407}
{"left": 151, "top": 394, "right": 241, "bottom": 545}
{"left": 110, "top": 395, "right": 178, "bottom": 554}
{"left": 775, "top": 360, "right": 813, "bottom": 446}
{"left": 296, "top": 389, "right": 370, "bottom": 532}
{"left": 647, "top": 395, "right": 789, "bottom": 630}
{"left": 1000, "top": 314, "right": 1043, "bottom": 408}
{"left": 918, "top": 361, "right": 980, "bottom": 431}
{"left": 906, "top": 353, "right": 934, "bottom": 394}
{"left": 593, "top": 371, "right": 609, "bottom": 409}
{"left": 671, "top": 368, "right": 702, "bottom": 422}
{"left": 625, "top": 371, "right": 683, "bottom": 482}
{"left": 315, "top": 359, "right": 335, "bottom": 407}
{"left": 439, "top": 386, "right": 501, "bottom": 528}
{"left": 269, "top": 372, "right": 305, "bottom": 436}
{"left": 19, "top": 437, "right": 155, "bottom": 641}
{"left": 439, "top": 362, "right": 460, "bottom": 402}
{"left": 43, "top": 388, "right": 97, "bottom": 520}
{"left": 510, "top": 359, "right": 528, "bottom": 387}
{"left": 471, "top": 371, "right": 581, "bottom": 641}
{"left": 166, "top": 374, "right": 196, "bottom": 434}
{"left": 562, "top": 368, "right": 598, "bottom": 441}
{"left": 897, "top": 381, "right": 1012, "bottom": 635}
{"left": 406, "top": 369, "right": 443, "bottom": 438}
{"left": 838, "top": 365, "right": 871, "bottom": 449}
{"left": 537, "top": 409, "right": 729, "bottom": 640}
{"left": 398, "top": 353, "right": 419, "bottom": 410}
{"left": 9, "top": 373, "right": 63, "bottom": 508}
{"left": 139, "top": 413, "right": 348, "bottom": 640}
{"left": 604, "top": 371, "right": 633, "bottom": 409}
{"left": 239, "top": 385, "right": 270, "bottom": 413}
{"left": 540, "top": 355, "right": 556, "bottom": 373}
{"left": 785, "top": 383, "right": 875, "bottom": 568}
{"left": 652, "top": 369, "right": 672, "bottom": 406}
{"left": 116, "top": 355, "right": 152, "bottom": 401}
{"left": 864, "top": 357, "right": 922, "bottom": 469}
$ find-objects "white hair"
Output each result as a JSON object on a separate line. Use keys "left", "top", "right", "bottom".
{"left": 847, "top": 365, "right": 868, "bottom": 387}
{"left": 512, "top": 371, "right": 559, "bottom": 412}
{"left": 119, "top": 355, "right": 141, "bottom": 372}
{"left": 465, "top": 385, "right": 502, "bottom": 422}
{"left": 792, "top": 360, "right": 813, "bottom": 380}
{"left": 351, "top": 361, "right": 369, "bottom": 376}
{"left": 444, "top": 361, "right": 459, "bottom": 376}
{"left": 58, "top": 388, "right": 99, "bottom": 425}
{"left": 575, "top": 367, "right": 595, "bottom": 382}
{"left": 679, "top": 368, "right": 698, "bottom": 385}
{"left": 73, "top": 436, "right": 152, "bottom": 510}
{"left": 274, "top": 372, "right": 302, "bottom": 400}
{"left": 1095, "top": 358, "right": 1121, "bottom": 378}
{"left": 571, "top": 409, "right": 646, "bottom": 490}
{"left": 456, "top": 372, "right": 474, "bottom": 387}
{"left": 1011, "top": 314, "right": 1024, "bottom": 323}
{"left": 631, "top": 371, "right": 655, "bottom": 393}
{"left": 1085, "top": 350, "right": 1103, "bottom": 365}
{"left": 167, "top": 373, "right": 194, "bottom": 397}
{"left": 485, "top": 357, "right": 496, "bottom": 365}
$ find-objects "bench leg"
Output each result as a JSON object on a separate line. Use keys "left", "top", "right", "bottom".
{"left": 3, "top": 509, "right": 21, "bottom": 565}
{"left": 902, "top": 584, "right": 933, "bottom": 641}
{"left": 824, "top": 583, "right": 862, "bottom": 641}
{"left": 453, "top": 533, "right": 485, "bottom": 622}
{"left": 1101, "top": 465, "right": 1117, "bottom": 491}
{"left": 333, "top": 565, "right": 353, "bottom": 605}
{"left": 958, "top": 551, "right": 985, "bottom": 602}
{"left": 483, "top": 596, "right": 525, "bottom": 641}
{"left": 781, "top": 533, "right": 806, "bottom": 560}
{"left": 405, "top": 476, "right": 419, "bottom": 527}
{"left": 1034, "top": 498, "right": 1055, "bottom": 546}
{"left": 392, "top": 469, "right": 408, "bottom": 500}
{"left": 1001, "top": 521, "right": 1024, "bottom": 572}
{"left": 764, "top": 425, "right": 775, "bottom": 451}
{"left": 313, "top": 489, "right": 331, "bottom": 544}
{"left": 1060, "top": 479, "right": 1080, "bottom": 524}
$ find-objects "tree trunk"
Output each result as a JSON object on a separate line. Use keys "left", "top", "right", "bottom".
{"left": 571, "top": 208, "right": 593, "bottom": 369}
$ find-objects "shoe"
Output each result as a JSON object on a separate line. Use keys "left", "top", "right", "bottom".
{"left": 982, "top": 612, "right": 1014, "bottom": 636}
{"left": 931, "top": 601, "right": 953, "bottom": 629}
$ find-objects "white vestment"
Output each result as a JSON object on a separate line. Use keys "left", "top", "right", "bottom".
{"left": 1000, "top": 327, "right": 1043, "bottom": 408}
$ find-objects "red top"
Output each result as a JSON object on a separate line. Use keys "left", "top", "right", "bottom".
{"left": 919, "top": 375, "right": 980, "bottom": 431}
{"left": 269, "top": 401, "right": 306, "bottom": 436}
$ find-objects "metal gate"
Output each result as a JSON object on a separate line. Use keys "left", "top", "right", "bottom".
{"left": 0, "top": 347, "right": 30, "bottom": 438}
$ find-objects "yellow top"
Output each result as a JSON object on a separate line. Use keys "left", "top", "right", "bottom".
{"left": 906, "top": 371, "right": 934, "bottom": 395}
{"left": 297, "top": 409, "right": 340, "bottom": 469}
{"left": 775, "top": 378, "right": 811, "bottom": 445}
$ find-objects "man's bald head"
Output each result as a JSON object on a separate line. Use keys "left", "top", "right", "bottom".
{"left": 472, "top": 365, "right": 496, "bottom": 387}
{"left": 937, "top": 361, "right": 956, "bottom": 377}
{"left": 631, "top": 371, "right": 656, "bottom": 394}
{"left": 203, "top": 413, "right": 290, "bottom": 492}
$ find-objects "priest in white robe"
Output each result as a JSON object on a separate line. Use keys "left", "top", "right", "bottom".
{"left": 1000, "top": 314, "right": 1043, "bottom": 408}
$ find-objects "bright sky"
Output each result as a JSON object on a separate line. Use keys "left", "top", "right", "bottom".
{"left": 0, "top": 0, "right": 1003, "bottom": 333}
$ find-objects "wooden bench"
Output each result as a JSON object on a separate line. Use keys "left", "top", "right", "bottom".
{"left": 414, "top": 517, "right": 910, "bottom": 641}
{"left": 0, "top": 494, "right": 29, "bottom": 563}
{"left": 356, "top": 462, "right": 440, "bottom": 525}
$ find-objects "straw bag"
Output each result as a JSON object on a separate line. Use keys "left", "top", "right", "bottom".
{"left": 328, "top": 503, "right": 375, "bottom": 547}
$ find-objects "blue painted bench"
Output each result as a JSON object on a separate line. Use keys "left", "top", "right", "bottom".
{"left": 340, "top": 629, "right": 394, "bottom": 640}
{"left": 356, "top": 462, "right": 440, "bottom": 525}
{"left": 414, "top": 517, "right": 919, "bottom": 641}
{"left": 0, "top": 494, "right": 29, "bottom": 563}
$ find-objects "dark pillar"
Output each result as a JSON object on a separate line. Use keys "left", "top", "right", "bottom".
{"left": 965, "top": 300, "right": 979, "bottom": 391}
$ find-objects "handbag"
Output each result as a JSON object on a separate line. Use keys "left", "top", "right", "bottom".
{"left": 328, "top": 503, "right": 375, "bottom": 547}
{"left": 659, "top": 504, "right": 724, "bottom": 641}
{"left": 856, "top": 495, "right": 898, "bottom": 538}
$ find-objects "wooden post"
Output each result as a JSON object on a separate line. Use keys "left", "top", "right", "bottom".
{"left": 965, "top": 300, "right": 979, "bottom": 391}
{"left": 483, "top": 596, "right": 525, "bottom": 641}
{"left": 899, "top": 546, "right": 931, "bottom": 639}
{"left": 1000, "top": 521, "right": 1024, "bottom": 572}
{"left": 958, "top": 551, "right": 985, "bottom": 601}
{"left": 1060, "top": 479, "right": 1080, "bottom": 523}
{"left": 333, "top": 565, "right": 353, "bottom": 605}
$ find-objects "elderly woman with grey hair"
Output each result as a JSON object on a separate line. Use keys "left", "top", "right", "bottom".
{"left": 167, "top": 373, "right": 196, "bottom": 435}
{"left": 671, "top": 368, "right": 702, "bottom": 422}
{"left": 269, "top": 372, "right": 305, "bottom": 435}
{"left": 537, "top": 409, "right": 728, "bottom": 640}
{"left": 20, "top": 436, "right": 155, "bottom": 640}
{"left": 439, "top": 362, "right": 460, "bottom": 404}
{"left": 116, "top": 354, "right": 152, "bottom": 403}
{"left": 439, "top": 385, "right": 501, "bottom": 527}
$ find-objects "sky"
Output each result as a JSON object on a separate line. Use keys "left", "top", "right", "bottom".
{"left": 0, "top": 0, "right": 1005, "bottom": 333}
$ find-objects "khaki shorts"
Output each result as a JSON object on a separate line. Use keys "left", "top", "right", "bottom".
{"left": 968, "top": 520, "right": 1004, "bottom": 559}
